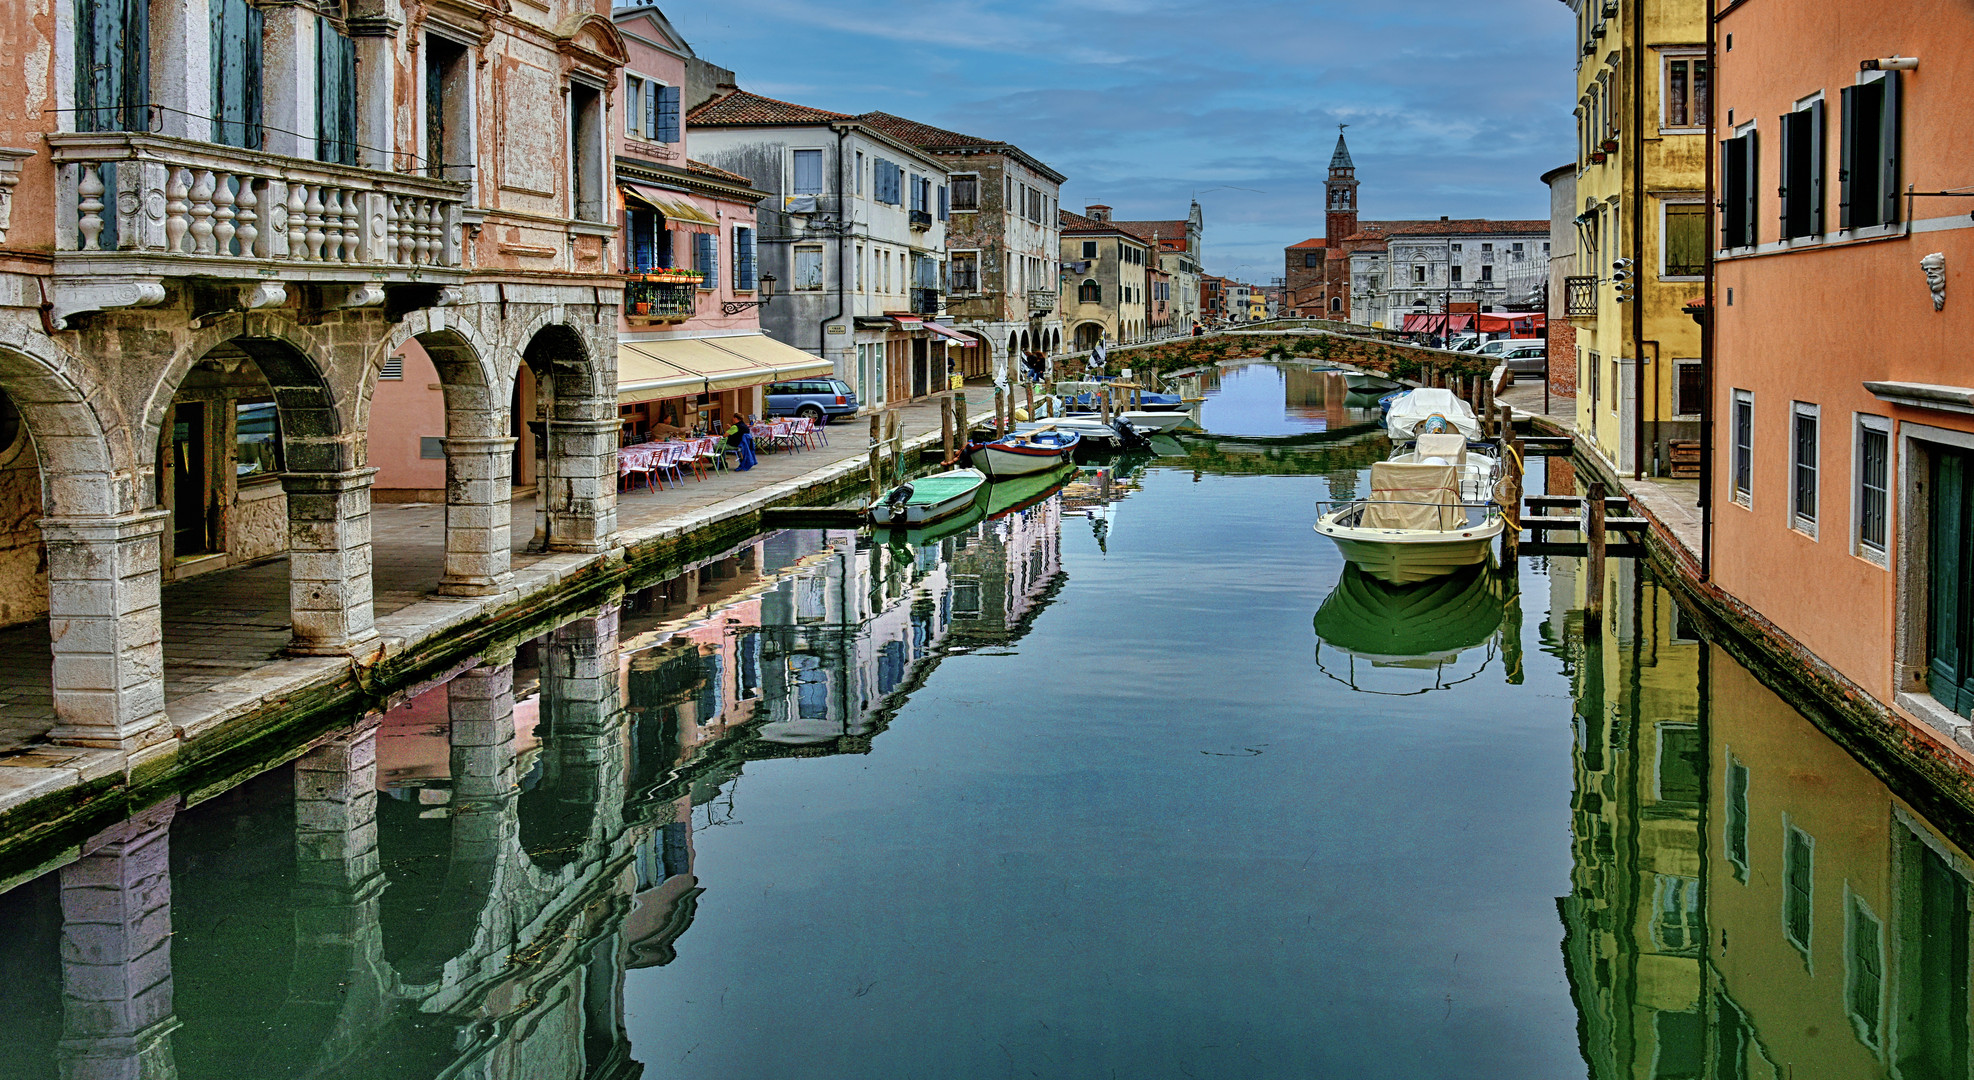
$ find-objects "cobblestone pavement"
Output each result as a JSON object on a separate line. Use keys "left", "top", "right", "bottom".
{"left": 0, "top": 399, "right": 952, "bottom": 752}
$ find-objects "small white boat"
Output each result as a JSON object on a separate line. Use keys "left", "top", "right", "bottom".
{"left": 870, "top": 468, "right": 987, "bottom": 525}
{"left": 968, "top": 428, "right": 1081, "bottom": 479}
{"left": 1315, "top": 461, "right": 1504, "bottom": 584}
{"left": 1344, "top": 371, "right": 1403, "bottom": 393}
{"left": 1011, "top": 417, "right": 1150, "bottom": 451}
{"left": 1062, "top": 409, "right": 1193, "bottom": 433}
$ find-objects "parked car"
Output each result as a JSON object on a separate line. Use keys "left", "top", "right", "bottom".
{"left": 1447, "top": 333, "right": 1483, "bottom": 352}
{"left": 765, "top": 378, "right": 859, "bottom": 424}
{"left": 1499, "top": 343, "right": 1549, "bottom": 382}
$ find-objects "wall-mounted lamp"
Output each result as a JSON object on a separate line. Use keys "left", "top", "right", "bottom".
{"left": 1861, "top": 56, "right": 1919, "bottom": 71}
{"left": 722, "top": 273, "right": 776, "bottom": 316}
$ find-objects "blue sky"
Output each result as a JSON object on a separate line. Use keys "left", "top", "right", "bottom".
{"left": 663, "top": 0, "right": 1577, "bottom": 283}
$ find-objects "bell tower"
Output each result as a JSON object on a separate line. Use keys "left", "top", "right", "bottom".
{"left": 1325, "top": 125, "right": 1359, "bottom": 242}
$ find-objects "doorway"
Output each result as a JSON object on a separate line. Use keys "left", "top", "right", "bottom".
{"left": 171, "top": 403, "right": 213, "bottom": 557}
{"left": 911, "top": 338, "right": 928, "bottom": 399}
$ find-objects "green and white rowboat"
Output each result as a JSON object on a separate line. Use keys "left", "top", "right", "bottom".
{"left": 870, "top": 468, "right": 988, "bottom": 526}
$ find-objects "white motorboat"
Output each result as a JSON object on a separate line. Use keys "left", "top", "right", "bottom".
{"left": 1062, "top": 409, "right": 1194, "bottom": 433}
{"left": 1344, "top": 371, "right": 1403, "bottom": 393}
{"left": 1315, "top": 460, "right": 1504, "bottom": 584}
{"left": 968, "top": 428, "right": 1081, "bottom": 479}
{"left": 1011, "top": 417, "right": 1150, "bottom": 451}
{"left": 870, "top": 468, "right": 987, "bottom": 525}
{"left": 1384, "top": 387, "right": 1481, "bottom": 441}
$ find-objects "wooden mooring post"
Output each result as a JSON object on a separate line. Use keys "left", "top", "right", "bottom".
{"left": 1480, "top": 378, "right": 1495, "bottom": 438}
{"left": 1498, "top": 406, "right": 1521, "bottom": 566}
{"left": 1584, "top": 480, "right": 1607, "bottom": 621}
{"left": 993, "top": 387, "right": 1006, "bottom": 436}
{"left": 888, "top": 411, "right": 904, "bottom": 484}
{"left": 1025, "top": 383, "right": 1035, "bottom": 421}
{"left": 941, "top": 396, "right": 955, "bottom": 464}
{"left": 955, "top": 392, "right": 968, "bottom": 441}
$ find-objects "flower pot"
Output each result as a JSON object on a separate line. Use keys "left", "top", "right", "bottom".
{"left": 632, "top": 301, "right": 651, "bottom": 315}
{"left": 1589, "top": 151, "right": 1608, "bottom": 164}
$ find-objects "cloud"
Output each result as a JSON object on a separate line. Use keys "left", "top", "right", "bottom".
{"left": 665, "top": 0, "right": 1575, "bottom": 279}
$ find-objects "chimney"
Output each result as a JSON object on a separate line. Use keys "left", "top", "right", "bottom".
{"left": 1440, "top": 215, "right": 1449, "bottom": 221}
{"left": 1086, "top": 204, "right": 1111, "bottom": 221}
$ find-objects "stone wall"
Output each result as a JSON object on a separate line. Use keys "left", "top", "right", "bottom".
{"left": 0, "top": 427, "right": 45, "bottom": 625}
{"left": 1548, "top": 319, "right": 1579, "bottom": 395}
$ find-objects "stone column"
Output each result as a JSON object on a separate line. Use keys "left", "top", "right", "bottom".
{"left": 542, "top": 418, "right": 619, "bottom": 554}
{"left": 256, "top": 2, "right": 318, "bottom": 160}
{"left": 280, "top": 468, "right": 379, "bottom": 656}
{"left": 345, "top": 16, "right": 401, "bottom": 172}
{"left": 438, "top": 436, "right": 516, "bottom": 597}
{"left": 147, "top": 0, "right": 212, "bottom": 140}
{"left": 41, "top": 511, "right": 170, "bottom": 752}
{"left": 58, "top": 799, "right": 180, "bottom": 1080}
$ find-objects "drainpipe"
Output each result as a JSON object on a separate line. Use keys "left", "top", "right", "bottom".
{"left": 822, "top": 125, "right": 849, "bottom": 372}
{"left": 1631, "top": 0, "right": 1647, "bottom": 479}
{"left": 1699, "top": 0, "right": 1718, "bottom": 581}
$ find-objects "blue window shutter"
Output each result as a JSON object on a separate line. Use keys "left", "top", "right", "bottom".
{"left": 696, "top": 232, "right": 718, "bottom": 288}
{"left": 630, "top": 209, "right": 655, "bottom": 272}
{"left": 659, "top": 224, "right": 673, "bottom": 268}
{"left": 938, "top": 185, "right": 948, "bottom": 220}
{"left": 735, "top": 227, "right": 756, "bottom": 290}
{"left": 78, "top": 0, "right": 151, "bottom": 133}
{"left": 658, "top": 84, "right": 681, "bottom": 142}
{"left": 211, "top": 0, "right": 263, "bottom": 148}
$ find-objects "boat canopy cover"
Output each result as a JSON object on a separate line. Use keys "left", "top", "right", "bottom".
{"left": 1414, "top": 433, "right": 1468, "bottom": 463}
{"left": 1362, "top": 462, "right": 1463, "bottom": 530}
{"left": 1386, "top": 388, "right": 1481, "bottom": 441}
{"left": 902, "top": 472, "right": 984, "bottom": 503}
{"left": 1312, "top": 563, "right": 1504, "bottom": 663}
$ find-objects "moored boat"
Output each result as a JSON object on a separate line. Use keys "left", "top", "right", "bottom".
{"left": 870, "top": 468, "right": 987, "bottom": 526}
{"left": 1062, "top": 409, "right": 1194, "bottom": 434}
{"left": 968, "top": 428, "right": 1081, "bottom": 480}
{"left": 1314, "top": 460, "right": 1504, "bottom": 583}
{"left": 1344, "top": 371, "right": 1403, "bottom": 393}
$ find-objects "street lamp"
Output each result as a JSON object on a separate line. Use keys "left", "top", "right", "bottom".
{"left": 721, "top": 272, "right": 777, "bottom": 316}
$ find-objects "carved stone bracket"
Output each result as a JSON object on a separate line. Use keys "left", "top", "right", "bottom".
{"left": 241, "top": 281, "right": 287, "bottom": 310}
{"left": 49, "top": 278, "right": 168, "bottom": 329}
{"left": 336, "top": 282, "right": 387, "bottom": 308}
{"left": 0, "top": 148, "right": 30, "bottom": 244}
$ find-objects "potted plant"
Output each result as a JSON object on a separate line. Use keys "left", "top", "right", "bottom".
{"left": 1589, "top": 150, "right": 1608, "bottom": 164}
{"left": 632, "top": 301, "right": 651, "bottom": 315}
{"left": 1600, "top": 138, "right": 1619, "bottom": 153}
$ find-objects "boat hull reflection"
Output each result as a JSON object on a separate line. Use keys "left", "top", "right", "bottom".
{"left": 1312, "top": 561, "right": 1508, "bottom": 694}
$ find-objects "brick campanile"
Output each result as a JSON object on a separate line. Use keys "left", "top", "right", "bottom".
{"left": 1325, "top": 127, "right": 1359, "bottom": 245}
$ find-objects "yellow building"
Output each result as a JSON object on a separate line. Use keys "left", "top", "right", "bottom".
{"left": 1059, "top": 205, "right": 1152, "bottom": 350}
{"left": 1563, "top": 0, "right": 1708, "bottom": 476}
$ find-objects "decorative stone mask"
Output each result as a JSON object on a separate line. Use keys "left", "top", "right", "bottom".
{"left": 1923, "top": 252, "right": 1946, "bottom": 311}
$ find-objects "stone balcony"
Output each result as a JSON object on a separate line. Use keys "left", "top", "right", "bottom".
{"left": 46, "top": 132, "right": 470, "bottom": 326}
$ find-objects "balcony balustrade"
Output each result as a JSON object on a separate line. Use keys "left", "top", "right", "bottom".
{"left": 46, "top": 132, "right": 468, "bottom": 323}
{"left": 911, "top": 287, "right": 941, "bottom": 316}
{"left": 1027, "top": 289, "right": 1057, "bottom": 315}
{"left": 1565, "top": 274, "right": 1599, "bottom": 319}
{"left": 909, "top": 209, "right": 933, "bottom": 230}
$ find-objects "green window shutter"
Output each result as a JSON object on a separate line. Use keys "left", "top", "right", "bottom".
{"left": 316, "top": 19, "right": 358, "bottom": 165}
{"left": 1878, "top": 72, "right": 1901, "bottom": 226}
{"left": 210, "top": 0, "right": 263, "bottom": 149}
{"left": 1741, "top": 132, "right": 1759, "bottom": 247}
{"left": 1931, "top": 451, "right": 1970, "bottom": 716}
{"left": 1778, "top": 112, "right": 1794, "bottom": 237}
{"left": 77, "top": 0, "right": 149, "bottom": 132}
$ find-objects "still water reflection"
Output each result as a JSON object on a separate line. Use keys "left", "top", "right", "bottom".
{"left": 0, "top": 380, "right": 1970, "bottom": 1078}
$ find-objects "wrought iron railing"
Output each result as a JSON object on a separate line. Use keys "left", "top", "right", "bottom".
{"left": 624, "top": 278, "right": 699, "bottom": 322}
{"left": 911, "top": 288, "right": 941, "bottom": 316}
{"left": 1565, "top": 275, "right": 1599, "bottom": 318}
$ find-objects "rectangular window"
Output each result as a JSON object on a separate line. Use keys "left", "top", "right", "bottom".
{"left": 793, "top": 244, "right": 824, "bottom": 291}
{"left": 693, "top": 231, "right": 719, "bottom": 290}
{"left": 1479, "top": 264, "right": 1493, "bottom": 282}
{"left": 1840, "top": 73, "right": 1901, "bottom": 230}
{"left": 1784, "top": 824, "right": 1814, "bottom": 954}
{"left": 950, "top": 251, "right": 979, "bottom": 292}
{"left": 624, "top": 75, "right": 642, "bottom": 135}
{"left": 1082, "top": 240, "right": 1097, "bottom": 259}
{"left": 909, "top": 174, "right": 926, "bottom": 212}
{"left": 626, "top": 208, "right": 666, "bottom": 272}
{"left": 791, "top": 149, "right": 824, "bottom": 196}
{"left": 1588, "top": 350, "right": 1601, "bottom": 405}
{"left": 874, "top": 159, "right": 902, "bottom": 205}
{"left": 1653, "top": 874, "right": 1703, "bottom": 953}
{"left": 951, "top": 174, "right": 979, "bottom": 210}
{"left": 1780, "top": 101, "right": 1826, "bottom": 240}
{"left": 316, "top": 18, "right": 358, "bottom": 165}
{"left": 1450, "top": 265, "right": 1463, "bottom": 283}
{"left": 1732, "top": 390, "right": 1754, "bottom": 504}
{"left": 1675, "top": 360, "right": 1704, "bottom": 418}
{"left": 1848, "top": 895, "right": 1884, "bottom": 1047}
{"left": 569, "top": 81, "right": 604, "bottom": 222}
{"left": 424, "top": 35, "right": 470, "bottom": 180}
{"left": 1664, "top": 203, "right": 1706, "bottom": 277}
{"left": 855, "top": 151, "right": 864, "bottom": 195}
{"left": 733, "top": 226, "right": 756, "bottom": 291}
{"left": 236, "top": 401, "right": 281, "bottom": 477}
{"left": 1664, "top": 55, "right": 1709, "bottom": 128}
{"left": 1793, "top": 402, "right": 1819, "bottom": 535}
{"left": 1657, "top": 723, "right": 1703, "bottom": 806}
{"left": 1855, "top": 416, "right": 1890, "bottom": 561}
{"left": 1722, "top": 131, "right": 1759, "bottom": 248}
{"left": 1725, "top": 754, "right": 1749, "bottom": 880}
{"left": 1413, "top": 265, "right": 1426, "bottom": 283}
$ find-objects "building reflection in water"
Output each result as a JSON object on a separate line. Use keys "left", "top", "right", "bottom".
{"left": 7, "top": 482, "right": 1974, "bottom": 1077}
{"left": 0, "top": 491, "right": 1069, "bottom": 1079}
{"left": 1558, "top": 560, "right": 1974, "bottom": 1079}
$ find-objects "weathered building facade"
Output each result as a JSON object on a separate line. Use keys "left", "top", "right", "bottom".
{"left": 857, "top": 113, "right": 1065, "bottom": 383}
{"left": 1115, "top": 203, "right": 1204, "bottom": 338}
{"left": 1059, "top": 206, "right": 1151, "bottom": 349}
{"left": 0, "top": 0, "right": 628, "bottom": 751}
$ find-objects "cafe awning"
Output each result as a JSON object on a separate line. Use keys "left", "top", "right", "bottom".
{"left": 618, "top": 334, "right": 835, "bottom": 405}
{"left": 621, "top": 184, "right": 720, "bottom": 226}
{"left": 922, "top": 321, "right": 973, "bottom": 345}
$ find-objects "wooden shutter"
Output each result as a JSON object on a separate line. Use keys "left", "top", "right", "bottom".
{"left": 1777, "top": 113, "right": 1794, "bottom": 238}
{"left": 629, "top": 209, "right": 655, "bottom": 272}
{"left": 658, "top": 224, "right": 673, "bottom": 269}
{"left": 938, "top": 185, "right": 948, "bottom": 220}
{"left": 316, "top": 19, "right": 358, "bottom": 165}
{"left": 1932, "top": 451, "right": 1972, "bottom": 715}
{"left": 1838, "top": 85, "right": 1857, "bottom": 230}
{"left": 657, "top": 85, "right": 680, "bottom": 142}
{"left": 1806, "top": 100, "right": 1825, "bottom": 236}
{"left": 735, "top": 226, "right": 756, "bottom": 289}
{"left": 78, "top": 0, "right": 149, "bottom": 132}
{"left": 210, "top": 0, "right": 263, "bottom": 148}
{"left": 696, "top": 232, "right": 718, "bottom": 289}
{"left": 1741, "top": 132, "right": 1758, "bottom": 247}
{"left": 1878, "top": 72, "right": 1901, "bottom": 226}
{"left": 1721, "top": 136, "right": 1745, "bottom": 248}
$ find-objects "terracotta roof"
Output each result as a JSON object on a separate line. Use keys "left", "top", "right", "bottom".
{"left": 1059, "top": 208, "right": 1147, "bottom": 239}
{"left": 1287, "top": 237, "right": 1327, "bottom": 249}
{"left": 1340, "top": 218, "right": 1548, "bottom": 242}
{"left": 685, "top": 159, "right": 752, "bottom": 185}
{"left": 853, "top": 111, "right": 999, "bottom": 150}
{"left": 688, "top": 90, "right": 849, "bottom": 127}
{"left": 1113, "top": 219, "right": 1191, "bottom": 244}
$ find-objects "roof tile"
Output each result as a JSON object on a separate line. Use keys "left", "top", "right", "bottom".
{"left": 687, "top": 90, "right": 850, "bottom": 127}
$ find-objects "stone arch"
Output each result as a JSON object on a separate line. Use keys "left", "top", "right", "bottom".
{"left": 0, "top": 335, "right": 125, "bottom": 515}
{"left": 142, "top": 314, "right": 359, "bottom": 474}
{"left": 515, "top": 320, "right": 617, "bottom": 554}
{"left": 1073, "top": 322, "right": 1105, "bottom": 351}
{"left": 381, "top": 308, "right": 506, "bottom": 440}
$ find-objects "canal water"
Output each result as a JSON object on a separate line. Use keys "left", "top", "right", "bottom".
{"left": 0, "top": 362, "right": 1968, "bottom": 1079}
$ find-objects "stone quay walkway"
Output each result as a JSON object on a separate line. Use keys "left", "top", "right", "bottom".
{"left": 0, "top": 398, "right": 956, "bottom": 779}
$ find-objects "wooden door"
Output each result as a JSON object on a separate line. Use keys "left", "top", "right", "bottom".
{"left": 1930, "top": 448, "right": 1974, "bottom": 715}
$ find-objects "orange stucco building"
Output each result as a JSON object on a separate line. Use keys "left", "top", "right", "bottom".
{"left": 1711, "top": 1, "right": 1974, "bottom": 754}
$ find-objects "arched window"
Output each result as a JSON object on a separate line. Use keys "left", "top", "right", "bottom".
{"left": 1078, "top": 279, "right": 1101, "bottom": 303}
{"left": 1330, "top": 296, "right": 1343, "bottom": 313}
